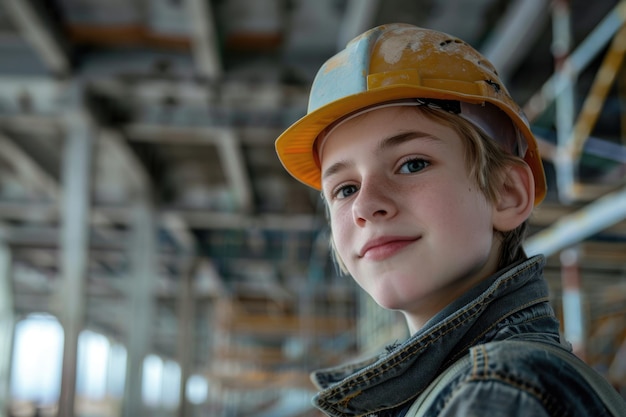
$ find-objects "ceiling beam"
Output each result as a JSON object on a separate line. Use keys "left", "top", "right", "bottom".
{"left": 4, "top": 0, "right": 71, "bottom": 75}
{"left": 124, "top": 123, "right": 282, "bottom": 146}
{"left": 0, "top": 77, "right": 196, "bottom": 253}
{"left": 185, "top": 0, "right": 222, "bottom": 79}
{"left": 125, "top": 125, "right": 256, "bottom": 215}
{"left": 0, "top": 201, "right": 323, "bottom": 233}
{"left": 0, "top": 131, "right": 59, "bottom": 200}
{"left": 216, "top": 129, "right": 254, "bottom": 214}
{"left": 98, "top": 129, "right": 150, "bottom": 197}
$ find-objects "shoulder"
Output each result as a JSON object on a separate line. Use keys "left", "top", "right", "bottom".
{"left": 424, "top": 340, "right": 614, "bottom": 417}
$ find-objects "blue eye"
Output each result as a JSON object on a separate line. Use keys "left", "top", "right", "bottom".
{"left": 399, "top": 158, "right": 429, "bottom": 174}
{"left": 335, "top": 184, "right": 358, "bottom": 199}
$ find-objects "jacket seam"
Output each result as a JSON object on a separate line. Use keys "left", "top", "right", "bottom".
{"left": 465, "top": 377, "right": 568, "bottom": 415}
{"left": 443, "top": 307, "right": 554, "bottom": 368}
{"left": 463, "top": 344, "right": 569, "bottom": 416}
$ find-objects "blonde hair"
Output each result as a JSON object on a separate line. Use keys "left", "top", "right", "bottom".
{"left": 325, "top": 104, "right": 530, "bottom": 275}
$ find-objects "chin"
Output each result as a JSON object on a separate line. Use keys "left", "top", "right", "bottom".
{"left": 370, "top": 293, "right": 411, "bottom": 312}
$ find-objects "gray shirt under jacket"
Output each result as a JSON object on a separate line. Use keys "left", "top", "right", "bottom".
{"left": 310, "top": 255, "right": 617, "bottom": 417}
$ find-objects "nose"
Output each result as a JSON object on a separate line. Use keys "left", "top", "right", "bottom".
{"left": 352, "top": 178, "right": 397, "bottom": 226}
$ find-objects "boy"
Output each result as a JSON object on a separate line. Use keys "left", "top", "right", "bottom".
{"left": 275, "top": 24, "right": 625, "bottom": 416}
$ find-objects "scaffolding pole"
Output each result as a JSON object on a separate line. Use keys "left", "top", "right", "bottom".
{"left": 122, "top": 192, "right": 157, "bottom": 417}
{"left": 57, "top": 86, "right": 94, "bottom": 417}
{"left": 524, "top": 1, "right": 626, "bottom": 121}
{"left": 525, "top": 185, "right": 626, "bottom": 256}
{"left": 552, "top": 0, "right": 577, "bottom": 203}
{"left": 569, "top": 24, "right": 626, "bottom": 161}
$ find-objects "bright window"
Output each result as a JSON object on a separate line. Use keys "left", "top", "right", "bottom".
{"left": 106, "top": 343, "right": 127, "bottom": 398}
{"left": 10, "top": 314, "right": 63, "bottom": 404}
{"left": 77, "top": 330, "right": 110, "bottom": 400}
{"left": 186, "top": 374, "right": 208, "bottom": 405}
{"left": 142, "top": 354, "right": 163, "bottom": 407}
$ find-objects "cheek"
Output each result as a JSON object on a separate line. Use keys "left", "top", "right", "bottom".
{"left": 449, "top": 195, "right": 494, "bottom": 243}
{"left": 430, "top": 185, "right": 492, "bottom": 233}
{"left": 329, "top": 211, "right": 353, "bottom": 259}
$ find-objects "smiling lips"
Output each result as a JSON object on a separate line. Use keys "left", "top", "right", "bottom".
{"left": 359, "top": 236, "right": 419, "bottom": 261}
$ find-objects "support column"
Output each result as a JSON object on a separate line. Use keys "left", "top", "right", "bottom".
{"left": 0, "top": 242, "right": 14, "bottom": 417}
{"left": 123, "top": 192, "right": 157, "bottom": 417}
{"left": 57, "top": 100, "right": 94, "bottom": 417}
{"left": 177, "top": 257, "right": 197, "bottom": 417}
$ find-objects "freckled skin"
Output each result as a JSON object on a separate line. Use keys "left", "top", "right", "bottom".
{"left": 320, "top": 106, "right": 501, "bottom": 332}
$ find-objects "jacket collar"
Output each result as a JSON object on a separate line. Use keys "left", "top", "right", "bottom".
{"left": 311, "top": 255, "right": 549, "bottom": 417}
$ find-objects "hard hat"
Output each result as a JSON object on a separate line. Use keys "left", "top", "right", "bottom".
{"left": 275, "top": 23, "right": 546, "bottom": 205}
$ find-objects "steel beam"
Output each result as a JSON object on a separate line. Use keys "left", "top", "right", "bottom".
{"left": 185, "top": 0, "right": 222, "bottom": 79}
{"left": 56, "top": 96, "right": 94, "bottom": 417}
{"left": 122, "top": 193, "right": 158, "bottom": 417}
{"left": 0, "top": 131, "right": 59, "bottom": 200}
{"left": 4, "top": 0, "right": 70, "bottom": 75}
{"left": 216, "top": 129, "right": 254, "bottom": 214}
{"left": 98, "top": 129, "right": 150, "bottom": 198}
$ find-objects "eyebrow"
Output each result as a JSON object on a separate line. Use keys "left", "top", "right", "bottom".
{"left": 378, "top": 130, "right": 439, "bottom": 152}
{"left": 321, "top": 130, "right": 440, "bottom": 181}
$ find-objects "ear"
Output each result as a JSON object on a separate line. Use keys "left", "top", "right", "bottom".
{"left": 492, "top": 163, "right": 534, "bottom": 232}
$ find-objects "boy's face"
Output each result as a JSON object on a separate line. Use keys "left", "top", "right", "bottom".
{"left": 320, "top": 106, "right": 502, "bottom": 330}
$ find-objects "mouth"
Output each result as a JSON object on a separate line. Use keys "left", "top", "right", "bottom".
{"left": 359, "top": 236, "right": 419, "bottom": 261}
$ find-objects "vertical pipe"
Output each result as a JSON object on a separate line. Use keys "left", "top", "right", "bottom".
{"left": 552, "top": 0, "right": 576, "bottom": 203}
{"left": 57, "top": 98, "right": 94, "bottom": 417}
{"left": 0, "top": 242, "right": 13, "bottom": 417}
{"left": 122, "top": 193, "right": 157, "bottom": 417}
{"left": 560, "top": 248, "right": 586, "bottom": 361}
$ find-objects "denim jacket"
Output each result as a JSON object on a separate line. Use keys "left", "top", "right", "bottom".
{"left": 310, "top": 255, "right": 618, "bottom": 417}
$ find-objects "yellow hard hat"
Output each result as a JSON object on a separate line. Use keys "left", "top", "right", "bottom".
{"left": 275, "top": 23, "right": 546, "bottom": 205}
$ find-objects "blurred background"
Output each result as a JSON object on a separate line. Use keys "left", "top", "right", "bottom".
{"left": 0, "top": 0, "right": 625, "bottom": 416}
